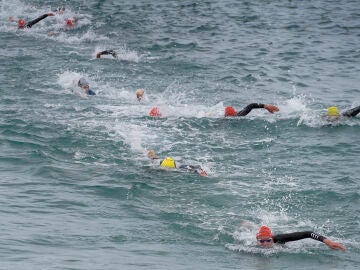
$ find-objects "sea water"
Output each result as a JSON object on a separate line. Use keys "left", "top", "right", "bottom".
{"left": 0, "top": 0, "right": 359, "bottom": 269}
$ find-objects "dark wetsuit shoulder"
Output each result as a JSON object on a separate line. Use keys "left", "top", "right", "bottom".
{"left": 342, "top": 105, "right": 360, "bottom": 117}
{"left": 88, "top": 89, "right": 96, "bottom": 95}
{"left": 26, "top": 14, "right": 49, "bottom": 28}
{"left": 237, "top": 103, "right": 265, "bottom": 116}
{"left": 273, "top": 231, "right": 325, "bottom": 244}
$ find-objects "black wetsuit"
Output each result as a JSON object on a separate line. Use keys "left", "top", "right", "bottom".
{"left": 342, "top": 105, "right": 360, "bottom": 117}
{"left": 87, "top": 89, "right": 96, "bottom": 96}
{"left": 98, "top": 50, "right": 117, "bottom": 58}
{"left": 237, "top": 103, "right": 265, "bottom": 116}
{"left": 273, "top": 231, "right": 325, "bottom": 244}
{"left": 23, "top": 14, "right": 51, "bottom": 28}
{"left": 178, "top": 164, "right": 202, "bottom": 172}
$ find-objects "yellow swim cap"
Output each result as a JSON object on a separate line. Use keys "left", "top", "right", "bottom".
{"left": 327, "top": 106, "right": 339, "bottom": 116}
{"left": 160, "top": 157, "right": 176, "bottom": 168}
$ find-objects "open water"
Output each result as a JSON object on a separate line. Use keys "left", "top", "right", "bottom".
{"left": 0, "top": 0, "right": 359, "bottom": 269}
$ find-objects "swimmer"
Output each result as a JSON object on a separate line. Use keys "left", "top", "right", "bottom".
{"left": 326, "top": 105, "right": 360, "bottom": 121}
{"left": 136, "top": 89, "right": 145, "bottom": 101}
{"left": 96, "top": 49, "right": 118, "bottom": 59}
{"left": 256, "top": 225, "right": 346, "bottom": 251}
{"left": 53, "top": 7, "right": 78, "bottom": 26}
{"left": 147, "top": 150, "right": 207, "bottom": 177}
{"left": 225, "top": 103, "right": 279, "bottom": 117}
{"left": 148, "top": 103, "right": 279, "bottom": 118}
{"left": 16, "top": 12, "right": 55, "bottom": 29}
{"left": 47, "top": 16, "right": 78, "bottom": 36}
{"left": 76, "top": 78, "right": 96, "bottom": 96}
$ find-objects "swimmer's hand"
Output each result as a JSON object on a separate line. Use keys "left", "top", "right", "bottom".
{"left": 264, "top": 104, "right": 280, "bottom": 114}
{"left": 197, "top": 168, "right": 208, "bottom": 177}
{"left": 323, "top": 239, "right": 346, "bottom": 251}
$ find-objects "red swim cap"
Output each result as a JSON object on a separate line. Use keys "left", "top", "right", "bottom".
{"left": 17, "top": 19, "right": 26, "bottom": 28}
{"left": 66, "top": 18, "right": 74, "bottom": 26}
{"left": 149, "top": 107, "right": 162, "bottom": 117}
{"left": 256, "top": 226, "right": 273, "bottom": 239}
{"left": 225, "top": 106, "right": 237, "bottom": 116}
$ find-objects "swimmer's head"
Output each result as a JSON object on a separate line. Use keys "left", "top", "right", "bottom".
{"left": 160, "top": 157, "right": 176, "bottom": 168}
{"left": 66, "top": 18, "right": 74, "bottom": 27}
{"left": 256, "top": 226, "right": 274, "bottom": 248}
{"left": 225, "top": 106, "right": 237, "bottom": 117}
{"left": 78, "top": 78, "right": 89, "bottom": 88}
{"left": 17, "top": 19, "right": 26, "bottom": 28}
{"left": 149, "top": 107, "right": 162, "bottom": 117}
{"left": 327, "top": 106, "right": 340, "bottom": 117}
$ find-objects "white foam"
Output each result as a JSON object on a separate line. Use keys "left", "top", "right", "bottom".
{"left": 57, "top": 70, "right": 95, "bottom": 98}
{"left": 57, "top": 70, "right": 83, "bottom": 89}
{"left": 116, "top": 45, "right": 143, "bottom": 62}
{"left": 48, "top": 29, "right": 109, "bottom": 44}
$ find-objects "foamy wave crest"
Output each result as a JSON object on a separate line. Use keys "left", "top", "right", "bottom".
{"left": 278, "top": 94, "right": 310, "bottom": 119}
{"left": 116, "top": 45, "right": 143, "bottom": 62}
{"left": 57, "top": 70, "right": 98, "bottom": 98}
{"left": 49, "top": 29, "right": 109, "bottom": 44}
{"left": 92, "top": 45, "right": 143, "bottom": 62}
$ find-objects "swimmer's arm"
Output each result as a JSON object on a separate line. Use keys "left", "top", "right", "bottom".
{"left": 274, "top": 231, "right": 325, "bottom": 244}
{"left": 96, "top": 50, "right": 117, "bottom": 58}
{"left": 196, "top": 168, "right": 208, "bottom": 177}
{"left": 236, "top": 103, "right": 264, "bottom": 116}
{"left": 26, "top": 13, "right": 54, "bottom": 28}
{"left": 191, "top": 165, "right": 208, "bottom": 177}
{"left": 342, "top": 105, "right": 360, "bottom": 117}
{"left": 274, "top": 231, "right": 346, "bottom": 251}
{"left": 237, "top": 103, "right": 279, "bottom": 116}
{"left": 177, "top": 164, "right": 207, "bottom": 176}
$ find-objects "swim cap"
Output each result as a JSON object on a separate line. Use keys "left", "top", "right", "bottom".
{"left": 160, "top": 157, "right": 176, "bottom": 168}
{"left": 256, "top": 226, "right": 273, "bottom": 239}
{"left": 78, "top": 78, "right": 89, "bottom": 88}
{"left": 149, "top": 107, "right": 162, "bottom": 117}
{"left": 17, "top": 19, "right": 26, "bottom": 28}
{"left": 327, "top": 106, "right": 339, "bottom": 116}
{"left": 66, "top": 18, "right": 73, "bottom": 26}
{"left": 225, "top": 106, "right": 237, "bottom": 116}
